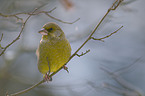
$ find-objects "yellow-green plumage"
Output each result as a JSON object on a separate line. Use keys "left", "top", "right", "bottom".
{"left": 36, "top": 22, "right": 71, "bottom": 75}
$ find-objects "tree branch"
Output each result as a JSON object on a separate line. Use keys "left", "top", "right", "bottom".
{"left": 0, "top": 7, "right": 56, "bottom": 22}
{"left": 0, "top": 7, "right": 80, "bottom": 24}
{"left": 0, "top": 8, "right": 38, "bottom": 56}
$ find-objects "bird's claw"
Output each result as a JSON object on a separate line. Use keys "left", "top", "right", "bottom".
{"left": 44, "top": 72, "right": 52, "bottom": 82}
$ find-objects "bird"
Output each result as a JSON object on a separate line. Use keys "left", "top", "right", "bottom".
{"left": 36, "top": 22, "right": 71, "bottom": 81}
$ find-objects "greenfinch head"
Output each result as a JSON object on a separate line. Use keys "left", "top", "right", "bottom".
{"left": 38, "top": 23, "right": 65, "bottom": 39}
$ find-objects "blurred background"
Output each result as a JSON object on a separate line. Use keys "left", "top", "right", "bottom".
{"left": 0, "top": 0, "right": 145, "bottom": 96}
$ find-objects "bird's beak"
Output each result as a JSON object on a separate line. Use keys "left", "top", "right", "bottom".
{"left": 38, "top": 29, "right": 48, "bottom": 35}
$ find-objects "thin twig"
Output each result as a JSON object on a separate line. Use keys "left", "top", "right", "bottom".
{"left": 91, "top": 26, "right": 123, "bottom": 41}
{"left": 7, "top": 80, "right": 45, "bottom": 96}
{"left": 0, "top": 13, "right": 23, "bottom": 22}
{"left": 45, "top": 13, "right": 80, "bottom": 24}
{"left": 0, "top": 33, "right": 3, "bottom": 42}
{"left": 76, "top": 49, "right": 90, "bottom": 57}
{"left": 7, "top": 0, "right": 123, "bottom": 96}
{"left": 0, "top": 33, "right": 4, "bottom": 49}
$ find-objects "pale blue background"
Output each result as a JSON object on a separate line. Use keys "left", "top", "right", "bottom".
{"left": 0, "top": 0, "right": 145, "bottom": 96}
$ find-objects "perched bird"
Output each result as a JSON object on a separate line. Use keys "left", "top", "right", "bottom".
{"left": 36, "top": 22, "right": 71, "bottom": 80}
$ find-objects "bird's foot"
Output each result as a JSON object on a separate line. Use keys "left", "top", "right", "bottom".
{"left": 44, "top": 72, "right": 52, "bottom": 82}
{"left": 63, "top": 65, "right": 69, "bottom": 73}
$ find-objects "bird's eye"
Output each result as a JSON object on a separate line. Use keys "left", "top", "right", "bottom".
{"left": 50, "top": 28, "right": 53, "bottom": 30}
{"left": 48, "top": 28, "right": 53, "bottom": 32}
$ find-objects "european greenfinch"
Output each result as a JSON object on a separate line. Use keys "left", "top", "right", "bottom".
{"left": 36, "top": 22, "right": 71, "bottom": 80}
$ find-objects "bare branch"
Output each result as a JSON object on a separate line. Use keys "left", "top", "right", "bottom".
{"left": 0, "top": 33, "right": 3, "bottom": 42}
{"left": 76, "top": 49, "right": 90, "bottom": 57}
{"left": 7, "top": 80, "right": 45, "bottom": 96}
{"left": 0, "top": 7, "right": 80, "bottom": 24}
{"left": 47, "top": 7, "right": 57, "bottom": 13}
{"left": 91, "top": 26, "right": 123, "bottom": 41}
{"left": 0, "top": 13, "right": 23, "bottom": 22}
{"left": 91, "top": 37, "right": 105, "bottom": 42}
{"left": 0, "top": 8, "right": 38, "bottom": 56}
{"left": 0, "top": 33, "right": 4, "bottom": 49}
{"left": 44, "top": 13, "right": 80, "bottom": 24}
{"left": 109, "top": 0, "right": 124, "bottom": 11}
{"left": 0, "top": 7, "right": 56, "bottom": 22}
